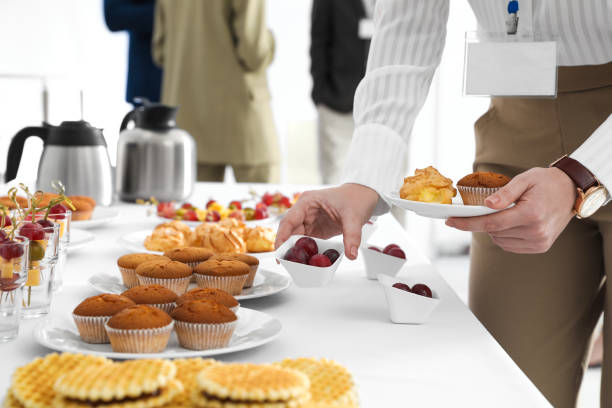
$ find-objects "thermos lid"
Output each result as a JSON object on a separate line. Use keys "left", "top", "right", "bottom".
{"left": 47, "top": 121, "right": 107, "bottom": 147}
{"left": 136, "top": 105, "right": 178, "bottom": 131}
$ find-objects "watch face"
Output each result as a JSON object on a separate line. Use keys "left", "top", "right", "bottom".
{"left": 579, "top": 187, "right": 607, "bottom": 218}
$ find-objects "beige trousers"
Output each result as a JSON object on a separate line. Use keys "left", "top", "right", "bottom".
{"left": 470, "top": 62, "right": 612, "bottom": 408}
{"left": 197, "top": 163, "right": 279, "bottom": 183}
{"left": 317, "top": 104, "right": 354, "bottom": 185}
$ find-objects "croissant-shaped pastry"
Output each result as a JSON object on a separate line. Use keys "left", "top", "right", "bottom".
{"left": 144, "top": 227, "right": 187, "bottom": 252}
{"left": 198, "top": 227, "right": 246, "bottom": 254}
{"left": 243, "top": 226, "right": 275, "bottom": 253}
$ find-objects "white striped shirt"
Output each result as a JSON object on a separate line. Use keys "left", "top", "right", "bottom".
{"left": 343, "top": 0, "right": 612, "bottom": 214}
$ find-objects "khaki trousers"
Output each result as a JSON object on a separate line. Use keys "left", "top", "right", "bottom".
{"left": 317, "top": 104, "right": 355, "bottom": 185}
{"left": 197, "top": 163, "right": 279, "bottom": 183}
{"left": 470, "top": 62, "right": 612, "bottom": 408}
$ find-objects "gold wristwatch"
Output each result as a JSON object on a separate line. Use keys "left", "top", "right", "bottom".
{"left": 551, "top": 155, "right": 608, "bottom": 219}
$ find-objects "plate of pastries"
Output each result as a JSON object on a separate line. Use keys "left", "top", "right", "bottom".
{"left": 5, "top": 353, "right": 358, "bottom": 408}
{"left": 386, "top": 166, "right": 513, "bottom": 219}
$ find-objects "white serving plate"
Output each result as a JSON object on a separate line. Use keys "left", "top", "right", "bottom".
{"left": 72, "top": 207, "right": 120, "bottom": 229}
{"left": 67, "top": 228, "right": 95, "bottom": 252}
{"left": 35, "top": 307, "right": 281, "bottom": 359}
{"left": 386, "top": 191, "right": 505, "bottom": 219}
{"left": 88, "top": 268, "right": 290, "bottom": 301}
{"left": 117, "top": 230, "right": 275, "bottom": 259}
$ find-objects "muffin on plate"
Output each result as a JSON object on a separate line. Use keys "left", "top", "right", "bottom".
{"left": 164, "top": 247, "right": 215, "bottom": 270}
{"left": 105, "top": 305, "right": 174, "bottom": 353}
{"left": 457, "top": 172, "right": 511, "bottom": 205}
{"left": 171, "top": 299, "right": 237, "bottom": 350}
{"left": 117, "top": 253, "right": 170, "bottom": 289}
{"left": 210, "top": 253, "right": 259, "bottom": 288}
{"left": 121, "top": 284, "right": 178, "bottom": 314}
{"left": 136, "top": 259, "right": 192, "bottom": 295}
{"left": 193, "top": 259, "right": 249, "bottom": 295}
{"left": 177, "top": 288, "right": 239, "bottom": 313}
{"left": 72, "top": 294, "right": 135, "bottom": 343}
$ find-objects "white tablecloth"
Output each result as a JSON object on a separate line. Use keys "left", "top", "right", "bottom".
{"left": 0, "top": 183, "right": 551, "bottom": 407}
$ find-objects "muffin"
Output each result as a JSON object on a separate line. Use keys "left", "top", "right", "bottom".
{"left": 193, "top": 259, "right": 249, "bottom": 295}
{"left": 105, "top": 305, "right": 174, "bottom": 353}
{"left": 136, "top": 259, "right": 193, "bottom": 295}
{"left": 121, "top": 284, "right": 178, "bottom": 314}
{"left": 457, "top": 172, "right": 511, "bottom": 205}
{"left": 117, "top": 253, "right": 170, "bottom": 289}
{"left": 177, "top": 288, "right": 239, "bottom": 313}
{"left": 72, "top": 294, "right": 135, "bottom": 343}
{"left": 164, "top": 247, "right": 215, "bottom": 269}
{"left": 171, "top": 299, "right": 237, "bottom": 350}
{"left": 210, "top": 253, "right": 259, "bottom": 288}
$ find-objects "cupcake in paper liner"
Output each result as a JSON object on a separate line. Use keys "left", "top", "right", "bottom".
{"left": 171, "top": 299, "right": 238, "bottom": 350}
{"left": 457, "top": 172, "right": 511, "bottom": 206}
{"left": 121, "top": 284, "right": 178, "bottom": 315}
{"left": 72, "top": 294, "right": 136, "bottom": 344}
{"left": 163, "top": 247, "right": 215, "bottom": 283}
{"left": 105, "top": 305, "right": 174, "bottom": 353}
{"left": 177, "top": 287, "right": 239, "bottom": 313}
{"left": 135, "top": 259, "right": 193, "bottom": 295}
{"left": 209, "top": 253, "right": 259, "bottom": 288}
{"left": 116, "top": 253, "right": 170, "bottom": 289}
{"left": 194, "top": 259, "right": 250, "bottom": 295}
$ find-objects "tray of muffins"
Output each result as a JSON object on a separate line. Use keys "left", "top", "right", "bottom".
{"left": 386, "top": 166, "right": 513, "bottom": 219}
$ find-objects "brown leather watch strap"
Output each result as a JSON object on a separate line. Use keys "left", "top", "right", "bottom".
{"left": 552, "top": 156, "right": 598, "bottom": 191}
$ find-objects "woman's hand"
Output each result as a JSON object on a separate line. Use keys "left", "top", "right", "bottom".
{"left": 275, "top": 183, "right": 379, "bottom": 260}
{"left": 446, "top": 167, "right": 576, "bottom": 253}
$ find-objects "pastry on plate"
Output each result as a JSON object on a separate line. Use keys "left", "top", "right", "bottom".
{"left": 144, "top": 221, "right": 195, "bottom": 252}
{"left": 67, "top": 195, "right": 96, "bottom": 221}
{"left": 457, "top": 171, "right": 511, "bottom": 205}
{"left": 136, "top": 259, "right": 193, "bottom": 295}
{"left": 0, "top": 195, "right": 27, "bottom": 209}
{"left": 121, "top": 284, "right": 178, "bottom": 314}
{"left": 72, "top": 294, "right": 136, "bottom": 343}
{"left": 193, "top": 259, "right": 250, "bottom": 295}
{"left": 211, "top": 253, "right": 259, "bottom": 288}
{"left": 243, "top": 226, "right": 275, "bottom": 253}
{"left": 171, "top": 299, "right": 238, "bottom": 350}
{"left": 399, "top": 166, "right": 457, "bottom": 204}
{"left": 194, "top": 224, "right": 247, "bottom": 254}
{"left": 117, "top": 253, "right": 170, "bottom": 288}
{"left": 177, "top": 287, "right": 239, "bottom": 312}
{"left": 104, "top": 305, "right": 175, "bottom": 353}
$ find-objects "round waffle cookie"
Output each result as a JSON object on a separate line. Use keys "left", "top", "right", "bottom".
{"left": 192, "top": 363, "right": 310, "bottom": 408}
{"left": 166, "top": 358, "right": 219, "bottom": 408}
{"left": 53, "top": 359, "right": 181, "bottom": 408}
{"left": 3, "top": 391, "right": 24, "bottom": 408}
{"left": 275, "top": 359, "right": 358, "bottom": 408}
{"left": 10, "top": 353, "right": 110, "bottom": 408}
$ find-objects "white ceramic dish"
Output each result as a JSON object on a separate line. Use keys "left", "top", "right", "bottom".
{"left": 362, "top": 245, "right": 406, "bottom": 280}
{"left": 88, "top": 268, "right": 290, "bottom": 301}
{"left": 72, "top": 207, "right": 120, "bottom": 229}
{"left": 360, "top": 221, "right": 378, "bottom": 246}
{"left": 386, "top": 191, "right": 505, "bottom": 219}
{"left": 378, "top": 274, "right": 440, "bottom": 324}
{"left": 67, "top": 229, "right": 95, "bottom": 252}
{"left": 117, "top": 229, "right": 275, "bottom": 259}
{"left": 275, "top": 235, "right": 344, "bottom": 287}
{"left": 34, "top": 307, "right": 281, "bottom": 359}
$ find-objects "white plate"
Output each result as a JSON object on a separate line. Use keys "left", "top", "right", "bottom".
{"left": 34, "top": 307, "right": 281, "bottom": 359}
{"left": 88, "top": 268, "right": 290, "bottom": 301}
{"left": 155, "top": 215, "right": 279, "bottom": 228}
{"left": 386, "top": 191, "right": 505, "bottom": 219}
{"left": 118, "top": 229, "right": 275, "bottom": 259}
{"left": 67, "top": 229, "right": 96, "bottom": 252}
{"left": 72, "top": 207, "right": 121, "bottom": 229}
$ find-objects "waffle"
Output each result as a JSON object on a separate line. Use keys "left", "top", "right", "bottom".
{"left": 193, "top": 363, "right": 310, "bottom": 407}
{"left": 10, "top": 353, "right": 109, "bottom": 408}
{"left": 2, "top": 391, "right": 24, "bottom": 408}
{"left": 275, "top": 359, "right": 358, "bottom": 408}
{"left": 54, "top": 359, "right": 179, "bottom": 407}
{"left": 166, "top": 358, "right": 218, "bottom": 407}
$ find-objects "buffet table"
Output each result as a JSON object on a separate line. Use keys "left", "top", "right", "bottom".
{"left": 0, "top": 183, "right": 552, "bottom": 407}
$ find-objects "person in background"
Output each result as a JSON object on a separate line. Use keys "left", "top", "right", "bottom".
{"left": 104, "top": 0, "right": 162, "bottom": 104}
{"left": 310, "top": 0, "right": 373, "bottom": 185}
{"left": 152, "top": 0, "right": 280, "bottom": 183}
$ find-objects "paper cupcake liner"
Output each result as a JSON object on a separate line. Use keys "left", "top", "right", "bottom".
{"left": 174, "top": 320, "right": 237, "bottom": 350}
{"left": 73, "top": 314, "right": 111, "bottom": 344}
{"left": 137, "top": 275, "right": 192, "bottom": 296}
{"left": 105, "top": 321, "right": 174, "bottom": 353}
{"left": 243, "top": 265, "right": 259, "bottom": 288}
{"left": 150, "top": 302, "right": 176, "bottom": 314}
{"left": 118, "top": 267, "right": 139, "bottom": 289}
{"left": 186, "top": 262, "right": 200, "bottom": 283}
{"left": 457, "top": 186, "right": 501, "bottom": 206}
{"left": 193, "top": 274, "right": 247, "bottom": 296}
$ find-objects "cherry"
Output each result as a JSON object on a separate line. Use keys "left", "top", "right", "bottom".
{"left": 386, "top": 248, "right": 406, "bottom": 259}
{"left": 206, "top": 200, "right": 216, "bottom": 209}
{"left": 295, "top": 237, "right": 318, "bottom": 258}
{"left": 392, "top": 283, "right": 411, "bottom": 292}
{"left": 254, "top": 207, "right": 268, "bottom": 220}
{"left": 49, "top": 204, "right": 67, "bottom": 219}
{"left": 368, "top": 246, "right": 381, "bottom": 252}
{"left": 0, "top": 230, "right": 8, "bottom": 242}
{"left": 205, "top": 210, "right": 221, "bottom": 222}
{"left": 308, "top": 254, "right": 332, "bottom": 267}
{"left": 0, "top": 240, "right": 24, "bottom": 260}
{"left": 279, "top": 196, "right": 292, "bottom": 208}
{"left": 183, "top": 210, "right": 198, "bottom": 221}
{"left": 229, "top": 200, "right": 242, "bottom": 210}
{"left": 181, "top": 203, "right": 193, "bottom": 209}
{"left": 157, "top": 202, "right": 175, "bottom": 218}
{"left": 255, "top": 202, "right": 268, "bottom": 211}
{"left": 19, "top": 222, "right": 45, "bottom": 241}
{"left": 323, "top": 249, "right": 340, "bottom": 264}
{"left": 36, "top": 219, "right": 55, "bottom": 229}
{"left": 0, "top": 273, "right": 20, "bottom": 291}
{"left": 382, "top": 244, "right": 400, "bottom": 254}
{"left": 411, "top": 284, "right": 432, "bottom": 298}
{"left": 262, "top": 192, "right": 274, "bottom": 206}
{"left": 0, "top": 215, "right": 11, "bottom": 227}
{"left": 284, "top": 247, "right": 309, "bottom": 264}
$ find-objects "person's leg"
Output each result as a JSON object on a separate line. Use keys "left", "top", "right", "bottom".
{"left": 232, "top": 163, "right": 280, "bottom": 183}
{"left": 597, "top": 218, "right": 612, "bottom": 407}
{"left": 470, "top": 217, "right": 605, "bottom": 408}
{"left": 197, "top": 164, "right": 226, "bottom": 182}
{"left": 316, "top": 105, "right": 354, "bottom": 185}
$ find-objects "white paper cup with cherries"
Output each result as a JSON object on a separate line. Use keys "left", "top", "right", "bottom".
{"left": 378, "top": 274, "right": 439, "bottom": 324}
{"left": 362, "top": 243, "right": 407, "bottom": 280}
{"left": 275, "top": 235, "right": 344, "bottom": 287}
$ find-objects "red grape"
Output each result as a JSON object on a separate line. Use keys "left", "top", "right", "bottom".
{"left": 49, "top": 204, "right": 67, "bottom": 219}
{"left": 36, "top": 219, "right": 55, "bottom": 229}
{"left": 181, "top": 203, "right": 193, "bottom": 209}
{"left": 206, "top": 200, "right": 216, "bottom": 209}
{"left": 382, "top": 244, "right": 400, "bottom": 254}
{"left": 323, "top": 249, "right": 340, "bottom": 264}
{"left": 368, "top": 246, "right": 381, "bottom": 252}
{"left": 295, "top": 237, "right": 318, "bottom": 257}
{"left": 392, "top": 282, "right": 411, "bottom": 292}
{"left": 262, "top": 192, "right": 274, "bottom": 206}
{"left": 0, "top": 216, "right": 11, "bottom": 227}
{"left": 0, "top": 273, "right": 20, "bottom": 291}
{"left": 183, "top": 210, "right": 198, "bottom": 221}
{"left": 284, "top": 247, "right": 308, "bottom": 264}
{"left": 19, "top": 222, "right": 45, "bottom": 240}
{"left": 411, "top": 284, "right": 432, "bottom": 298}
{"left": 254, "top": 207, "right": 268, "bottom": 220}
{"left": 229, "top": 200, "right": 242, "bottom": 210}
{"left": 387, "top": 248, "right": 406, "bottom": 259}
{"left": 308, "top": 254, "right": 332, "bottom": 267}
{"left": 0, "top": 240, "right": 24, "bottom": 260}
{"left": 0, "top": 230, "right": 8, "bottom": 242}
{"left": 205, "top": 210, "right": 221, "bottom": 222}
{"left": 279, "top": 196, "right": 292, "bottom": 208}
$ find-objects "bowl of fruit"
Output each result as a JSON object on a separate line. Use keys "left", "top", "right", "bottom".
{"left": 378, "top": 274, "right": 439, "bottom": 324}
{"left": 275, "top": 235, "right": 343, "bottom": 287}
{"left": 362, "top": 243, "right": 406, "bottom": 280}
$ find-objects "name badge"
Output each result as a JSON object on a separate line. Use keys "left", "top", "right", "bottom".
{"left": 358, "top": 18, "right": 374, "bottom": 40}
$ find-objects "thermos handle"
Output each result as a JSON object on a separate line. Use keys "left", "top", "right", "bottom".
{"left": 4, "top": 126, "right": 48, "bottom": 183}
{"left": 119, "top": 110, "right": 137, "bottom": 133}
